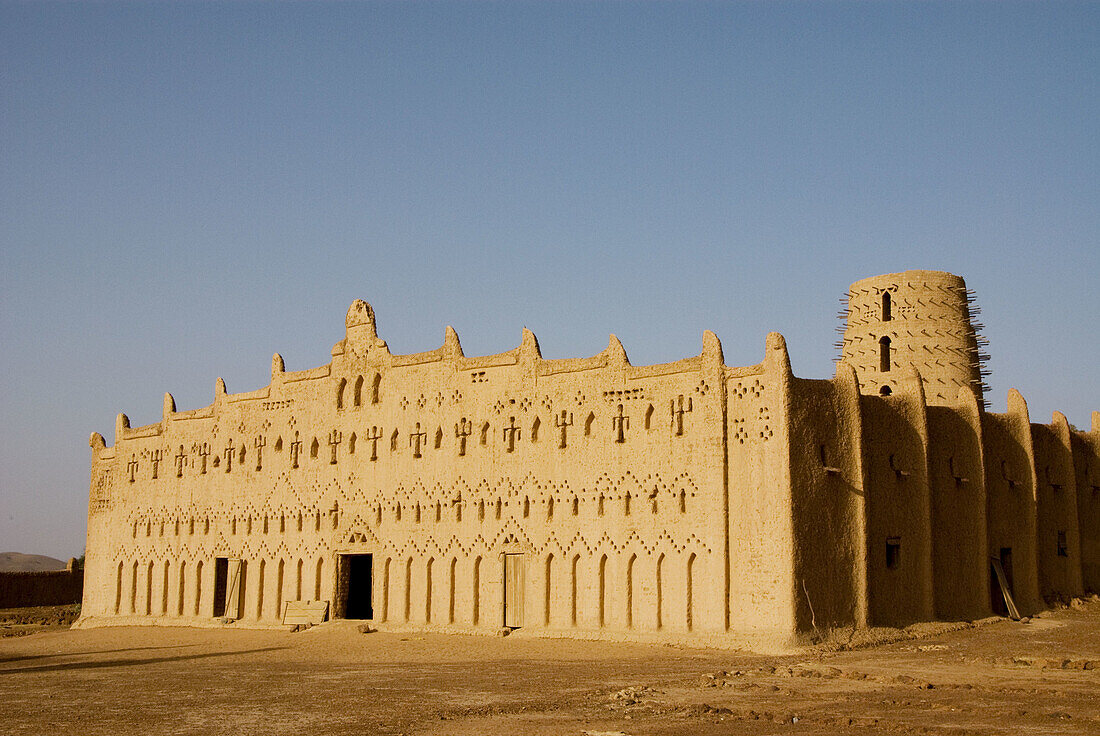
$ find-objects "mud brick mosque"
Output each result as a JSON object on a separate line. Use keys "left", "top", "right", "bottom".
{"left": 78, "top": 270, "right": 1100, "bottom": 649}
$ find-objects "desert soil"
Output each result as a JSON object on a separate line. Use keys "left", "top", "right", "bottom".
{"left": 0, "top": 605, "right": 80, "bottom": 638}
{"left": 1, "top": 601, "right": 1098, "bottom": 736}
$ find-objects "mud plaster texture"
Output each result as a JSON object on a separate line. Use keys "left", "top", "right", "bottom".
{"left": 78, "top": 270, "right": 1100, "bottom": 651}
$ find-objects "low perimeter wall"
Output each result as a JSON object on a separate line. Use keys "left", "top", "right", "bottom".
{"left": 0, "top": 561, "right": 84, "bottom": 608}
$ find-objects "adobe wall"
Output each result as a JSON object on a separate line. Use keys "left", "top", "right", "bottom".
{"left": 787, "top": 364, "right": 867, "bottom": 632}
{"left": 981, "top": 390, "right": 1041, "bottom": 615}
{"left": 79, "top": 273, "right": 1098, "bottom": 647}
{"left": 80, "top": 302, "right": 741, "bottom": 642}
{"left": 725, "top": 333, "right": 797, "bottom": 644}
{"left": 1072, "top": 413, "right": 1100, "bottom": 591}
{"left": 0, "top": 562, "right": 83, "bottom": 609}
{"left": 1031, "top": 413, "right": 1084, "bottom": 601}
{"left": 925, "top": 389, "right": 989, "bottom": 620}
{"left": 859, "top": 370, "right": 934, "bottom": 627}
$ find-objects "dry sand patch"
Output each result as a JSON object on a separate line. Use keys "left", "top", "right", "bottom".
{"left": 1, "top": 601, "right": 1099, "bottom": 735}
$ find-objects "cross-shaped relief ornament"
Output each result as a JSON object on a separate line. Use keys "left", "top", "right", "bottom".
{"left": 367, "top": 425, "right": 383, "bottom": 462}
{"left": 503, "top": 417, "right": 521, "bottom": 453}
{"left": 671, "top": 394, "right": 693, "bottom": 436}
{"left": 409, "top": 423, "right": 427, "bottom": 458}
{"left": 612, "top": 404, "right": 630, "bottom": 443}
{"left": 555, "top": 410, "right": 573, "bottom": 449}
{"left": 150, "top": 448, "right": 163, "bottom": 479}
{"left": 175, "top": 445, "right": 187, "bottom": 478}
{"left": 328, "top": 429, "right": 342, "bottom": 465}
{"left": 197, "top": 442, "right": 210, "bottom": 474}
{"left": 455, "top": 417, "right": 472, "bottom": 456}
{"left": 290, "top": 432, "right": 302, "bottom": 469}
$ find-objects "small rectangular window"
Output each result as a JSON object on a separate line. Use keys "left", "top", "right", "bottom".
{"left": 1057, "top": 531, "right": 1068, "bottom": 557}
{"left": 886, "top": 537, "right": 901, "bottom": 569}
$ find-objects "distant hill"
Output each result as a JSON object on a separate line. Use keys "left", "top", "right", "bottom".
{"left": 0, "top": 552, "right": 68, "bottom": 572}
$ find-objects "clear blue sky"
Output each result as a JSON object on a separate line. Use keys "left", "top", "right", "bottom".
{"left": 1, "top": 2, "right": 1097, "bottom": 559}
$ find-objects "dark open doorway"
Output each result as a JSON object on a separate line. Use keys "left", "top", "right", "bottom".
{"left": 212, "top": 557, "right": 244, "bottom": 618}
{"left": 338, "top": 554, "right": 373, "bottom": 619}
{"left": 213, "top": 557, "right": 228, "bottom": 616}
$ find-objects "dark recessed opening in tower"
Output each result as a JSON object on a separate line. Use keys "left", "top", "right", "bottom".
{"left": 882, "top": 291, "right": 892, "bottom": 321}
{"left": 879, "top": 336, "right": 892, "bottom": 372}
{"left": 337, "top": 554, "right": 373, "bottom": 619}
{"left": 885, "top": 537, "right": 901, "bottom": 569}
{"left": 879, "top": 385, "right": 892, "bottom": 396}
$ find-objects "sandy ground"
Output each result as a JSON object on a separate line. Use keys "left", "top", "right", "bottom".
{"left": 0, "top": 605, "right": 80, "bottom": 638}
{"left": 1, "top": 602, "right": 1098, "bottom": 736}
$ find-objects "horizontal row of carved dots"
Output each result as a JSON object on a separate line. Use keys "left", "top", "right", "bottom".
{"left": 128, "top": 492, "right": 693, "bottom": 538}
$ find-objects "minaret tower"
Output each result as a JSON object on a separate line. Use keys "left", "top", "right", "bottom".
{"left": 838, "top": 270, "right": 989, "bottom": 406}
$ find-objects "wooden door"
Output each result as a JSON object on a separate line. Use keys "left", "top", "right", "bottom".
{"left": 504, "top": 554, "right": 525, "bottom": 628}
{"left": 224, "top": 558, "right": 243, "bottom": 619}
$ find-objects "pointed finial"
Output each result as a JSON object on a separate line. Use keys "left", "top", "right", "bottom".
{"left": 520, "top": 327, "right": 542, "bottom": 361}
{"left": 1006, "top": 388, "right": 1029, "bottom": 419}
{"left": 834, "top": 360, "right": 864, "bottom": 406}
{"left": 345, "top": 299, "right": 378, "bottom": 345}
{"left": 345, "top": 299, "right": 376, "bottom": 329}
{"left": 605, "top": 334, "right": 628, "bottom": 365}
{"left": 898, "top": 366, "right": 926, "bottom": 404}
{"left": 345, "top": 299, "right": 388, "bottom": 357}
{"left": 163, "top": 392, "right": 176, "bottom": 418}
{"left": 701, "top": 330, "right": 724, "bottom": 366}
{"left": 444, "top": 326, "right": 464, "bottom": 358}
{"left": 953, "top": 385, "right": 983, "bottom": 415}
{"left": 89, "top": 432, "right": 106, "bottom": 451}
{"left": 765, "top": 332, "right": 792, "bottom": 377}
{"left": 272, "top": 353, "right": 285, "bottom": 377}
{"left": 215, "top": 377, "right": 227, "bottom": 397}
{"left": 115, "top": 413, "right": 130, "bottom": 444}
